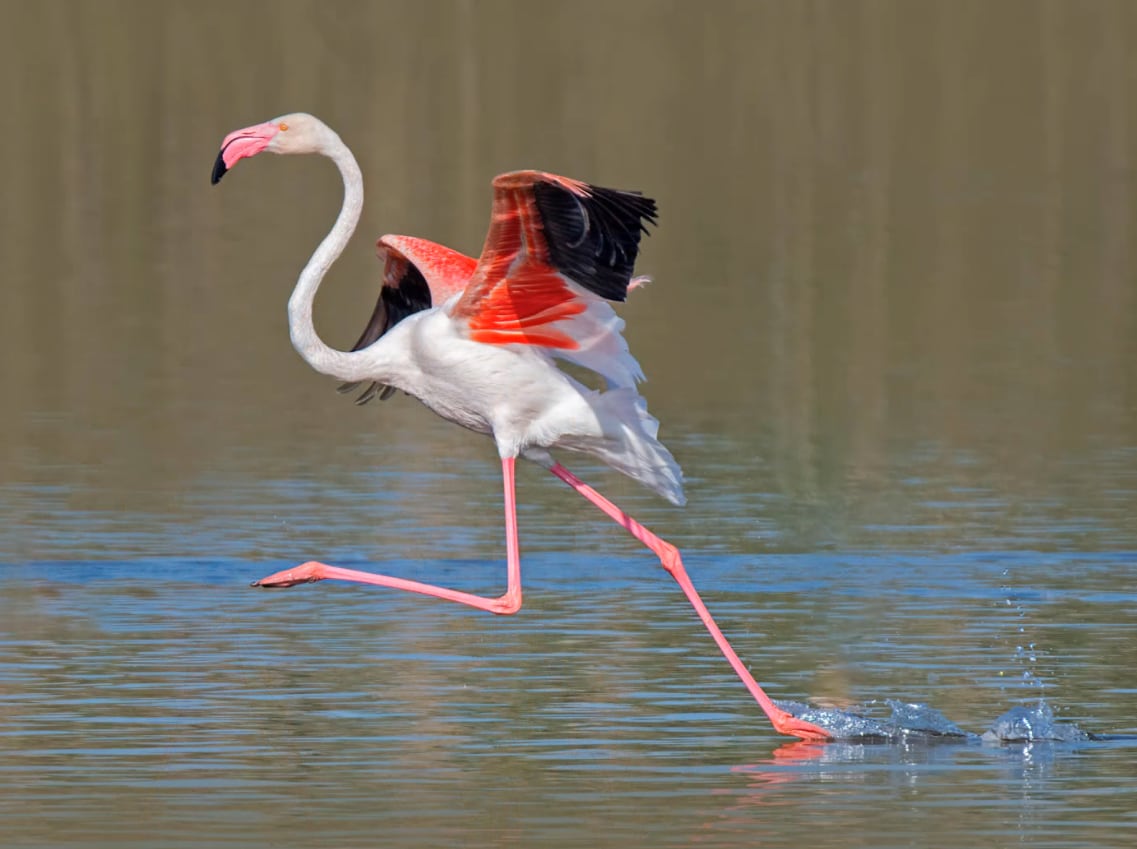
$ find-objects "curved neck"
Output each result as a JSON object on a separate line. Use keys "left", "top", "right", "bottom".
{"left": 286, "top": 135, "right": 369, "bottom": 381}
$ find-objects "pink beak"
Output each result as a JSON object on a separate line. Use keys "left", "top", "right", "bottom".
{"left": 211, "top": 121, "right": 279, "bottom": 184}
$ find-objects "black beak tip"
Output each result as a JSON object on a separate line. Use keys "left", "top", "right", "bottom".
{"left": 211, "top": 151, "right": 227, "bottom": 185}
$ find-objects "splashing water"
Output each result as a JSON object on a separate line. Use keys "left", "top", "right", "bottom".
{"left": 982, "top": 700, "right": 1093, "bottom": 743}
{"left": 1000, "top": 568, "right": 1051, "bottom": 694}
{"left": 777, "top": 697, "right": 1094, "bottom": 744}
{"left": 765, "top": 572, "right": 1099, "bottom": 746}
{"left": 777, "top": 699, "right": 974, "bottom": 742}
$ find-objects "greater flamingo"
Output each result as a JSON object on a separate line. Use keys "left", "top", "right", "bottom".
{"left": 211, "top": 112, "right": 830, "bottom": 741}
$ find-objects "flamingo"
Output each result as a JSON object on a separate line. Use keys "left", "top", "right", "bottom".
{"left": 210, "top": 112, "right": 831, "bottom": 741}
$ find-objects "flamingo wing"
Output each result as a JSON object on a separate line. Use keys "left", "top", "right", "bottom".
{"left": 339, "top": 235, "right": 477, "bottom": 404}
{"left": 450, "top": 171, "right": 658, "bottom": 387}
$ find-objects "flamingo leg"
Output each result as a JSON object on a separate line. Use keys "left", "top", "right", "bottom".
{"left": 253, "top": 457, "right": 523, "bottom": 616}
{"left": 547, "top": 462, "right": 832, "bottom": 742}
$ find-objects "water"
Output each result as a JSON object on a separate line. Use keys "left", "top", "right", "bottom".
{"left": 3, "top": 1, "right": 1137, "bottom": 847}
{"left": 779, "top": 699, "right": 975, "bottom": 741}
{"left": 3, "top": 545, "right": 1135, "bottom": 848}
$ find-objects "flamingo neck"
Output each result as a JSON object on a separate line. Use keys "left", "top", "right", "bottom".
{"left": 286, "top": 134, "right": 370, "bottom": 381}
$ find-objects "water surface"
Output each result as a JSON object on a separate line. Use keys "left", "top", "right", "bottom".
{"left": 2, "top": 2, "right": 1136, "bottom": 847}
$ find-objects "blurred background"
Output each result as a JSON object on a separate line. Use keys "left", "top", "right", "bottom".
{"left": 1, "top": 0, "right": 1134, "bottom": 562}
{"left": 1, "top": 3, "right": 1136, "bottom": 847}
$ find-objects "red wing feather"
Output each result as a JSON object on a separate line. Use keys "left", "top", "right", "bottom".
{"left": 339, "top": 236, "right": 477, "bottom": 403}
{"left": 452, "top": 171, "right": 657, "bottom": 350}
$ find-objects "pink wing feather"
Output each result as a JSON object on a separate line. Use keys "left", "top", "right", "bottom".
{"left": 338, "top": 235, "right": 477, "bottom": 403}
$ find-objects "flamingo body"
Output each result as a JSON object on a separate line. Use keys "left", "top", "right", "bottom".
{"left": 210, "top": 113, "right": 831, "bottom": 742}
{"left": 359, "top": 304, "right": 681, "bottom": 502}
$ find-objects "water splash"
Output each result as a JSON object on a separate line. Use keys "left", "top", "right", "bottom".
{"left": 778, "top": 697, "right": 1094, "bottom": 744}
{"left": 982, "top": 700, "right": 1093, "bottom": 743}
{"left": 777, "top": 699, "right": 974, "bottom": 742}
{"left": 999, "top": 567, "right": 1048, "bottom": 693}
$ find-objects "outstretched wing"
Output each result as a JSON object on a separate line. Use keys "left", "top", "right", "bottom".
{"left": 450, "top": 171, "right": 657, "bottom": 387}
{"left": 339, "top": 236, "right": 477, "bottom": 404}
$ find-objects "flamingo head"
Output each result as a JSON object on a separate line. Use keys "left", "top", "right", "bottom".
{"left": 211, "top": 112, "right": 332, "bottom": 184}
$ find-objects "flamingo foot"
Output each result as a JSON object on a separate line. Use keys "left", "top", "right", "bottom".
{"left": 251, "top": 561, "right": 328, "bottom": 588}
{"left": 769, "top": 706, "right": 834, "bottom": 742}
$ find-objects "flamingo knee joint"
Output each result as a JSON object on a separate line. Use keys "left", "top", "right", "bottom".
{"left": 491, "top": 594, "right": 523, "bottom": 616}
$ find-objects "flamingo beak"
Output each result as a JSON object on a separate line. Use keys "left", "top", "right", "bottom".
{"left": 211, "top": 121, "right": 280, "bottom": 185}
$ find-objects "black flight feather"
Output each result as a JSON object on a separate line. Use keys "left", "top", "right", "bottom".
{"left": 337, "top": 256, "right": 432, "bottom": 404}
{"left": 532, "top": 181, "right": 658, "bottom": 302}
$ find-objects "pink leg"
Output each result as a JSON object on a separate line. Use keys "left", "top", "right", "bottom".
{"left": 253, "top": 457, "right": 523, "bottom": 616}
{"left": 548, "top": 463, "right": 832, "bottom": 742}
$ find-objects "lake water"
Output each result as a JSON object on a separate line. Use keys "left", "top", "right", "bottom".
{"left": 2, "top": 2, "right": 1136, "bottom": 847}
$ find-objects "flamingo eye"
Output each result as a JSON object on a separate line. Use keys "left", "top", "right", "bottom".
{"left": 279, "top": 122, "right": 289, "bottom": 131}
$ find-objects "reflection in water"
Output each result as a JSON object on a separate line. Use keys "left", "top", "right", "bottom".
{"left": 2, "top": 2, "right": 1137, "bottom": 848}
